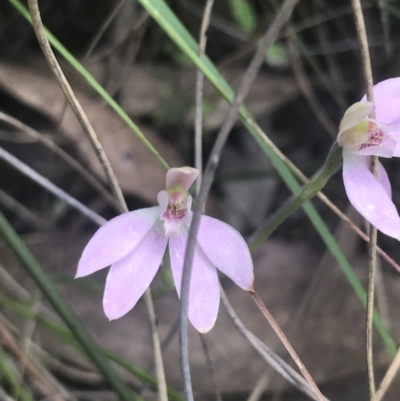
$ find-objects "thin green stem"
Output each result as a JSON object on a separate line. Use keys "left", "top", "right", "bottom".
{"left": 250, "top": 142, "right": 342, "bottom": 250}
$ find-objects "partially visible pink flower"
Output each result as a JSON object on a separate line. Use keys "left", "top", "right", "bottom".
{"left": 76, "top": 167, "right": 254, "bottom": 333}
{"left": 337, "top": 78, "right": 400, "bottom": 239}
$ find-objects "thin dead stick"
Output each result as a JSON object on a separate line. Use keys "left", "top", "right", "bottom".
{"left": 0, "top": 111, "right": 118, "bottom": 209}
{"left": 287, "top": 34, "right": 337, "bottom": 139}
{"left": 350, "top": 1, "right": 376, "bottom": 399}
{"left": 0, "top": 187, "right": 48, "bottom": 229}
{"left": 0, "top": 147, "right": 107, "bottom": 226}
{"left": 313, "top": 0, "right": 345, "bottom": 99}
{"left": 267, "top": 205, "right": 360, "bottom": 401}
{"left": 250, "top": 290, "right": 325, "bottom": 401}
{"left": 195, "top": 0, "right": 215, "bottom": 195}
{"left": 220, "top": 288, "right": 329, "bottom": 401}
{"left": 377, "top": 0, "right": 391, "bottom": 57}
{"left": 85, "top": 0, "right": 127, "bottom": 58}
{"left": 0, "top": 319, "right": 66, "bottom": 401}
{"left": 246, "top": 372, "right": 271, "bottom": 401}
{"left": 27, "top": 0, "right": 126, "bottom": 214}
{"left": 143, "top": 290, "right": 168, "bottom": 401}
{"left": 375, "top": 346, "right": 400, "bottom": 401}
{"left": 199, "top": 334, "right": 222, "bottom": 401}
{"left": 27, "top": 2, "right": 168, "bottom": 400}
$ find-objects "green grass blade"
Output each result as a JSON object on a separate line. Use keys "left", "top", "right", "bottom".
{"left": 0, "top": 346, "right": 34, "bottom": 401}
{"left": 228, "top": 0, "right": 257, "bottom": 33}
{"left": 0, "top": 211, "right": 140, "bottom": 401}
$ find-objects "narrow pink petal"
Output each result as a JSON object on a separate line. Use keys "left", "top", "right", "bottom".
{"left": 339, "top": 101, "right": 373, "bottom": 134}
{"left": 378, "top": 162, "right": 391, "bottom": 198}
{"left": 166, "top": 167, "right": 199, "bottom": 191}
{"left": 197, "top": 216, "right": 254, "bottom": 290}
{"left": 76, "top": 207, "right": 159, "bottom": 278}
{"left": 362, "top": 78, "right": 400, "bottom": 125}
{"left": 169, "top": 230, "right": 220, "bottom": 333}
{"left": 343, "top": 150, "right": 400, "bottom": 239}
{"left": 103, "top": 228, "right": 168, "bottom": 320}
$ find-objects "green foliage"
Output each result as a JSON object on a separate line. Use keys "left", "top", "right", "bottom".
{"left": 228, "top": 0, "right": 257, "bottom": 33}
{"left": 265, "top": 42, "right": 289, "bottom": 68}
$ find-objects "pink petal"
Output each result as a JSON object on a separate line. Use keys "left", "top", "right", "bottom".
{"left": 166, "top": 167, "right": 199, "bottom": 190}
{"left": 389, "top": 119, "right": 400, "bottom": 133}
{"left": 342, "top": 150, "right": 400, "bottom": 239}
{"left": 197, "top": 216, "right": 254, "bottom": 290}
{"left": 363, "top": 78, "right": 400, "bottom": 126}
{"left": 378, "top": 162, "right": 391, "bottom": 197}
{"left": 103, "top": 228, "right": 168, "bottom": 320}
{"left": 388, "top": 132, "right": 400, "bottom": 157}
{"left": 169, "top": 229, "right": 220, "bottom": 333}
{"left": 76, "top": 207, "right": 159, "bottom": 278}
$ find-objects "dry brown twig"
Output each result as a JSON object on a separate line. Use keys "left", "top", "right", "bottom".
{"left": 0, "top": 319, "right": 66, "bottom": 401}
{"left": 0, "top": 111, "right": 118, "bottom": 209}
{"left": 350, "top": 1, "right": 377, "bottom": 400}
{"left": 286, "top": 34, "right": 337, "bottom": 139}
{"left": 194, "top": 0, "right": 215, "bottom": 194}
{"left": 250, "top": 291, "right": 325, "bottom": 401}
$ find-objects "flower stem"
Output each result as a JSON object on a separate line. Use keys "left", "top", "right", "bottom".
{"left": 350, "top": 0, "right": 377, "bottom": 399}
{"left": 250, "top": 142, "right": 342, "bottom": 250}
{"left": 194, "top": 0, "right": 215, "bottom": 196}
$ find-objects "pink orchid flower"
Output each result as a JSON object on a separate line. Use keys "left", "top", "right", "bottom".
{"left": 337, "top": 78, "right": 400, "bottom": 239}
{"left": 76, "top": 167, "right": 254, "bottom": 333}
